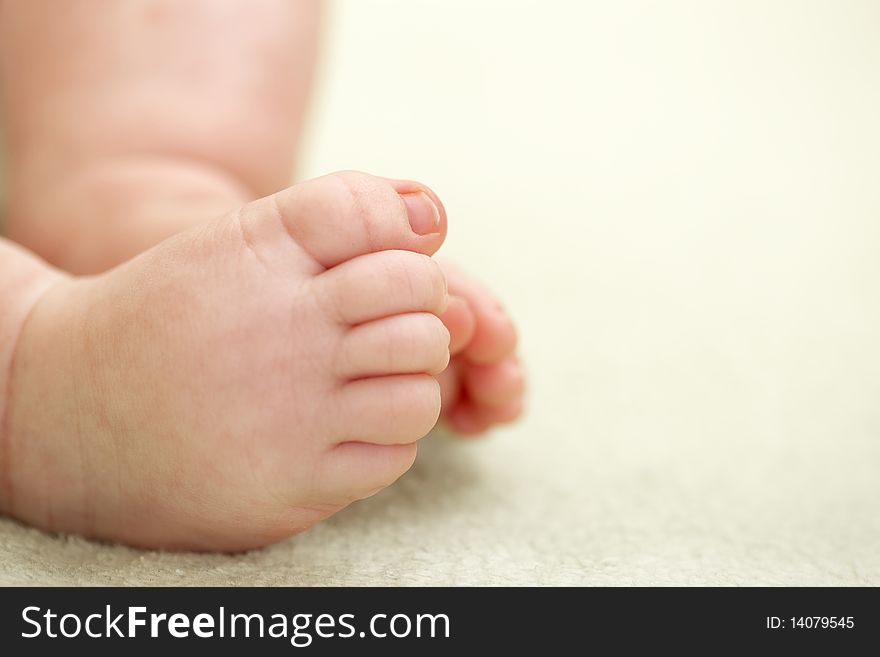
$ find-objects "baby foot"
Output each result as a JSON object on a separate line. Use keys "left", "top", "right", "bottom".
{"left": 436, "top": 261, "right": 524, "bottom": 435}
{"left": 2, "top": 171, "right": 451, "bottom": 551}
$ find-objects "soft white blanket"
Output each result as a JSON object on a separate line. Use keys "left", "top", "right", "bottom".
{"left": 1, "top": 0, "right": 878, "bottom": 585}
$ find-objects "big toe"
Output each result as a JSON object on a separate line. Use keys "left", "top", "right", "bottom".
{"left": 245, "top": 171, "right": 447, "bottom": 269}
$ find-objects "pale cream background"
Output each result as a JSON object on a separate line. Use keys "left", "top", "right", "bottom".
{"left": 1, "top": 0, "right": 879, "bottom": 584}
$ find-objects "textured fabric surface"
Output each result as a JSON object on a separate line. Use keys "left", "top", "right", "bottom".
{"left": 1, "top": 0, "right": 879, "bottom": 585}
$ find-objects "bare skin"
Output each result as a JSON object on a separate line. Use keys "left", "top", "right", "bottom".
{"left": 0, "top": 1, "right": 524, "bottom": 550}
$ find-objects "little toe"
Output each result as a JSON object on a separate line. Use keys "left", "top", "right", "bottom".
{"left": 321, "top": 442, "right": 418, "bottom": 504}
{"left": 448, "top": 405, "right": 492, "bottom": 435}
{"left": 448, "top": 398, "right": 524, "bottom": 436}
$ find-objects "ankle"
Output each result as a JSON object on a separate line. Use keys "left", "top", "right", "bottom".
{"left": 7, "top": 155, "right": 253, "bottom": 274}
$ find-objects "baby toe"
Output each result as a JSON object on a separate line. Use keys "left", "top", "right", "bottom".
{"left": 332, "top": 374, "right": 442, "bottom": 445}
{"left": 440, "top": 261, "right": 518, "bottom": 365}
{"left": 448, "top": 398, "right": 524, "bottom": 436}
{"left": 321, "top": 442, "right": 418, "bottom": 504}
{"left": 315, "top": 249, "right": 448, "bottom": 325}
{"left": 463, "top": 307, "right": 518, "bottom": 365}
{"left": 336, "top": 312, "right": 450, "bottom": 379}
{"left": 440, "top": 295, "right": 477, "bottom": 355}
{"left": 463, "top": 358, "right": 525, "bottom": 408}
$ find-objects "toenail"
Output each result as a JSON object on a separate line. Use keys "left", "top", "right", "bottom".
{"left": 401, "top": 191, "right": 441, "bottom": 236}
